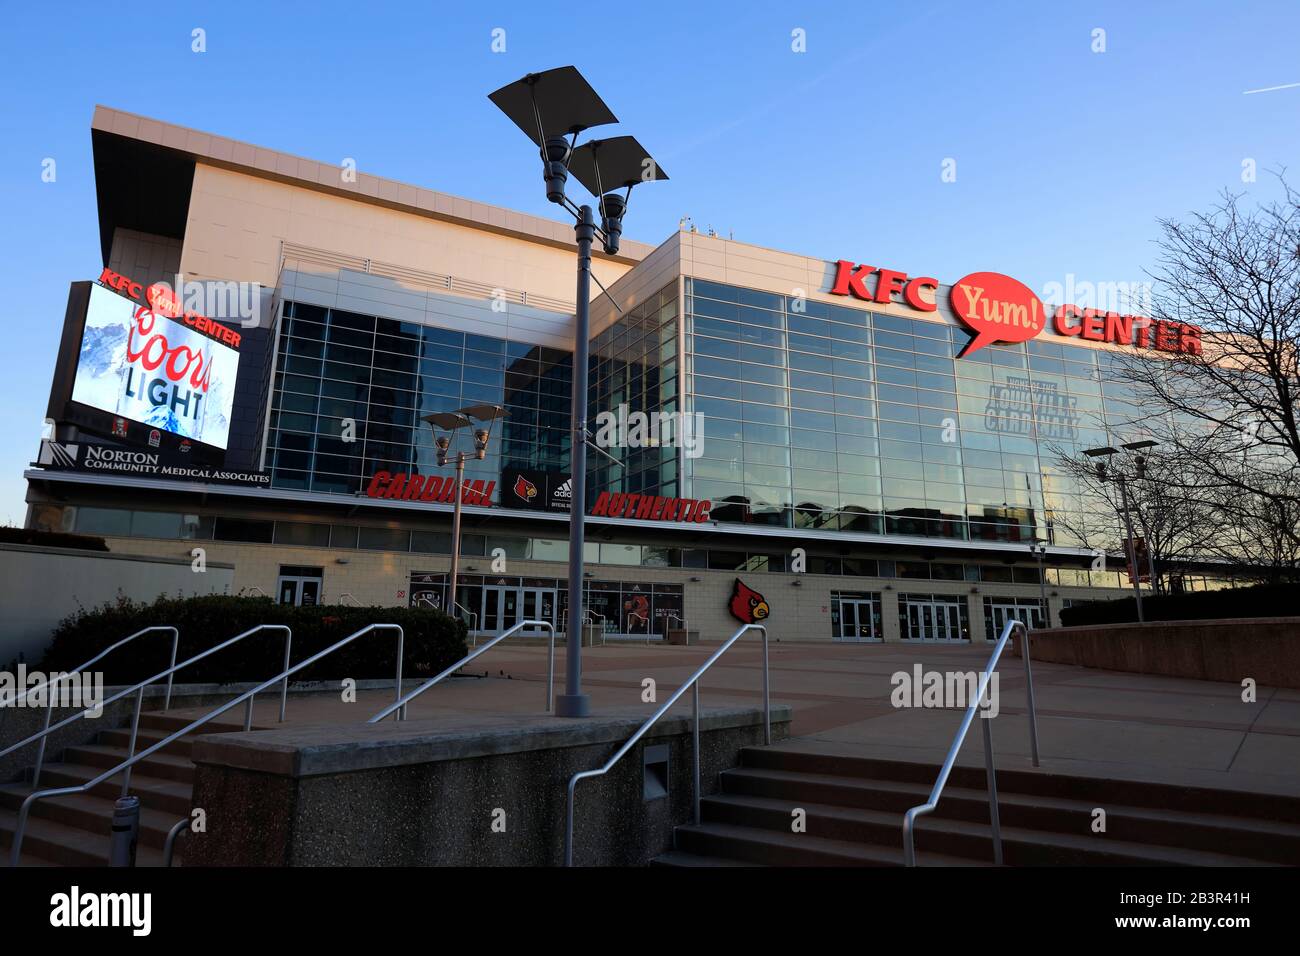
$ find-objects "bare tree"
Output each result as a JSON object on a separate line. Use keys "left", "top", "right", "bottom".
{"left": 1049, "top": 445, "right": 1215, "bottom": 594}
{"left": 1107, "top": 175, "right": 1300, "bottom": 575}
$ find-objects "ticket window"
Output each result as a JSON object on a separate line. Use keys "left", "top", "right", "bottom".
{"left": 278, "top": 565, "right": 324, "bottom": 606}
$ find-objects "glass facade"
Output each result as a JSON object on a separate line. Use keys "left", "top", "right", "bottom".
{"left": 256, "top": 277, "right": 1164, "bottom": 559}
{"left": 588, "top": 282, "right": 681, "bottom": 498}
{"left": 681, "top": 278, "right": 1154, "bottom": 546}
{"left": 267, "top": 301, "right": 573, "bottom": 495}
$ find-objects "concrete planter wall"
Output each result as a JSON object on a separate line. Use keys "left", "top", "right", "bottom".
{"left": 1015, "top": 617, "right": 1300, "bottom": 689}
{"left": 184, "top": 705, "right": 791, "bottom": 866}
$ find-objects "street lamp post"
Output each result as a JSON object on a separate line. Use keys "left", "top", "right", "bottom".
{"left": 1084, "top": 441, "right": 1158, "bottom": 623}
{"left": 1029, "top": 541, "right": 1050, "bottom": 627}
{"left": 424, "top": 405, "right": 505, "bottom": 627}
{"left": 489, "top": 67, "right": 668, "bottom": 717}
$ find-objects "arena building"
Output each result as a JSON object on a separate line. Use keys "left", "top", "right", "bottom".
{"left": 23, "top": 106, "right": 1231, "bottom": 646}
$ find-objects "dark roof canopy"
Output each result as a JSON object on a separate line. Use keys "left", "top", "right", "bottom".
{"left": 91, "top": 129, "right": 195, "bottom": 264}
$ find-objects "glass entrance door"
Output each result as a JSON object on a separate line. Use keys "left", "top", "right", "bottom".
{"left": 519, "top": 587, "right": 556, "bottom": 635}
{"left": 985, "top": 600, "right": 1046, "bottom": 641}
{"left": 835, "top": 599, "right": 880, "bottom": 642}
{"left": 277, "top": 566, "right": 323, "bottom": 607}
{"left": 483, "top": 585, "right": 556, "bottom": 636}
{"left": 902, "top": 596, "right": 967, "bottom": 642}
{"left": 481, "top": 585, "right": 520, "bottom": 636}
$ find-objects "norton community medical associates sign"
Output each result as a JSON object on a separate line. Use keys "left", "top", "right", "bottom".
{"left": 828, "top": 260, "right": 1203, "bottom": 359}
{"left": 36, "top": 439, "right": 270, "bottom": 486}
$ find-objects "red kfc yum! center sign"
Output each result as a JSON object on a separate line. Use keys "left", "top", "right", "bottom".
{"left": 829, "top": 260, "right": 1201, "bottom": 358}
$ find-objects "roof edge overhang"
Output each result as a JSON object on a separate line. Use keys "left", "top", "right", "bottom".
{"left": 89, "top": 105, "right": 657, "bottom": 269}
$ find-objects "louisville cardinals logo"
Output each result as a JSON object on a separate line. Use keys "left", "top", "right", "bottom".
{"left": 513, "top": 474, "right": 538, "bottom": 502}
{"left": 728, "top": 578, "right": 770, "bottom": 624}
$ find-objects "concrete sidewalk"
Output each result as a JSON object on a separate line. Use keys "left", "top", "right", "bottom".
{"left": 168, "top": 640, "right": 1300, "bottom": 798}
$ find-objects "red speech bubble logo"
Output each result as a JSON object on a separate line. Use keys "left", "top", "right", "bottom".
{"left": 949, "top": 271, "right": 1045, "bottom": 358}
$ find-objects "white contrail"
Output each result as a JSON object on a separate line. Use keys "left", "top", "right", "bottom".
{"left": 1242, "top": 81, "right": 1300, "bottom": 95}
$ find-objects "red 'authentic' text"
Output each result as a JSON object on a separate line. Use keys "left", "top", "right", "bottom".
{"left": 590, "top": 492, "right": 712, "bottom": 523}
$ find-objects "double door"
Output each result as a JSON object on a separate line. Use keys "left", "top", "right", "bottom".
{"left": 986, "top": 600, "right": 1046, "bottom": 641}
{"left": 903, "top": 598, "right": 966, "bottom": 642}
{"left": 481, "top": 585, "right": 556, "bottom": 636}
{"left": 834, "top": 598, "right": 880, "bottom": 642}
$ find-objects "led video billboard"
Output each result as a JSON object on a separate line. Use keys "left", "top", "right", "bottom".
{"left": 69, "top": 283, "right": 240, "bottom": 450}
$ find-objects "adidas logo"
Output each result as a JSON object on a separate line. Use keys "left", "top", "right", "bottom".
{"left": 553, "top": 478, "right": 572, "bottom": 499}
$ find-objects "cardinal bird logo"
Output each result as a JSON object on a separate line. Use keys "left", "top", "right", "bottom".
{"left": 513, "top": 474, "right": 538, "bottom": 502}
{"left": 728, "top": 578, "right": 770, "bottom": 624}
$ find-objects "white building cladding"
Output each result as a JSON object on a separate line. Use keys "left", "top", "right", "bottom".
{"left": 27, "top": 107, "right": 1221, "bottom": 646}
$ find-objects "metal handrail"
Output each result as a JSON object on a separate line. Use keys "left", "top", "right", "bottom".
{"left": 0, "top": 625, "right": 291, "bottom": 790}
{"left": 584, "top": 608, "right": 607, "bottom": 647}
{"left": 338, "top": 592, "right": 363, "bottom": 607}
{"left": 369, "top": 619, "right": 555, "bottom": 722}
{"left": 455, "top": 602, "right": 482, "bottom": 648}
{"left": 8, "top": 623, "right": 404, "bottom": 866}
{"left": 631, "top": 611, "right": 655, "bottom": 644}
{"left": 564, "top": 622, "right": 771, "bottom": 867}
{"left": 901, "top": 618, "right": 1039, "bottom": 866}
{"left": 163, "top": 817, "right": 190, "bottom": 867}
{"left": 1, "top": 627, "right": 178, "bottom": 787}
{"left": 4, "top": 626, "right": 179, "bottom": 710}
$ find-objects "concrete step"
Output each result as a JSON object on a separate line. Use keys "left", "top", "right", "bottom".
{"left": 0, "top": 807, "right": 168, "bottom": 867}
{"left": 699, "top": 793, "right": 1276, "bottom": 867}
{"left": 137, "top": 712, "right": 254, "bottom": 735}
{"left": 61, "top": 744, "right": 195, "bottom": 785}
{"left": 651, "top": 850, "right": 765, "bottom": 867}
{"left": 98, "top": 728, "right": 194, "bottom": 761}
{"left": 720, "top": 767, "right": 1300, "bottom": 864}
{"left": 739, "top": 745, "right": 1300, "bottom": 823}
{"left": 672, "top": 821, "right": 989, "bottom": 867}
{"left": 25, "top": 762, "right": 193, "bottom": 817}
{"left": 0, "top": 784, "right": 186, "bottom": 851}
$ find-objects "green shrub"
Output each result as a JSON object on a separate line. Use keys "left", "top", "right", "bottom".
{"left": 38, "top": 594, "right": 467, "bottom": 686}
{"left": 1059, "top": 583, "right": 1299, "bottom": 627}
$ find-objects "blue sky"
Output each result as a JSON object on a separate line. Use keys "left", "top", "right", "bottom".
{"left": 0, "top": 0, "right": 1297, "bottom": 525}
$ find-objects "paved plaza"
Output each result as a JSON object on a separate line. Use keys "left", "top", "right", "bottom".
{"left": 169, "top": 639, "right": 1300, "bottom": 799}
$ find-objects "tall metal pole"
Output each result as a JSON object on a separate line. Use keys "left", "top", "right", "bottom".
{"left": 448, "top": 453, "right": 465, "bottom": 623}
{"left": 557, "top": 205, "right": 596, "bottom": 718}
{"left": 1116, "top": 476, "right": 1145, "bottom": 622}
{"left": 1033, "top": 545, "right": 1050, "bottom": 627}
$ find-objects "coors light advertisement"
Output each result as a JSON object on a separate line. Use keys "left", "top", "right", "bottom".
{"left": 69, "top": 283, "right": 239, "bottom": 450}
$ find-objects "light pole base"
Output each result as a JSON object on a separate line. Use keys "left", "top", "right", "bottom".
{"left": 554, "top": 694, "right": 591, "bottom": 718}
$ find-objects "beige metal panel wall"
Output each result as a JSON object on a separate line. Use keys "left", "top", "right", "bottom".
{"left": 180, "top": 164, "right": 634, "bottom": 308}
{"left": 107, "top": 228, "right": 183, "bottom": 290}
{"left": 589, "top": 232, "right": 684, "bottom": 336}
